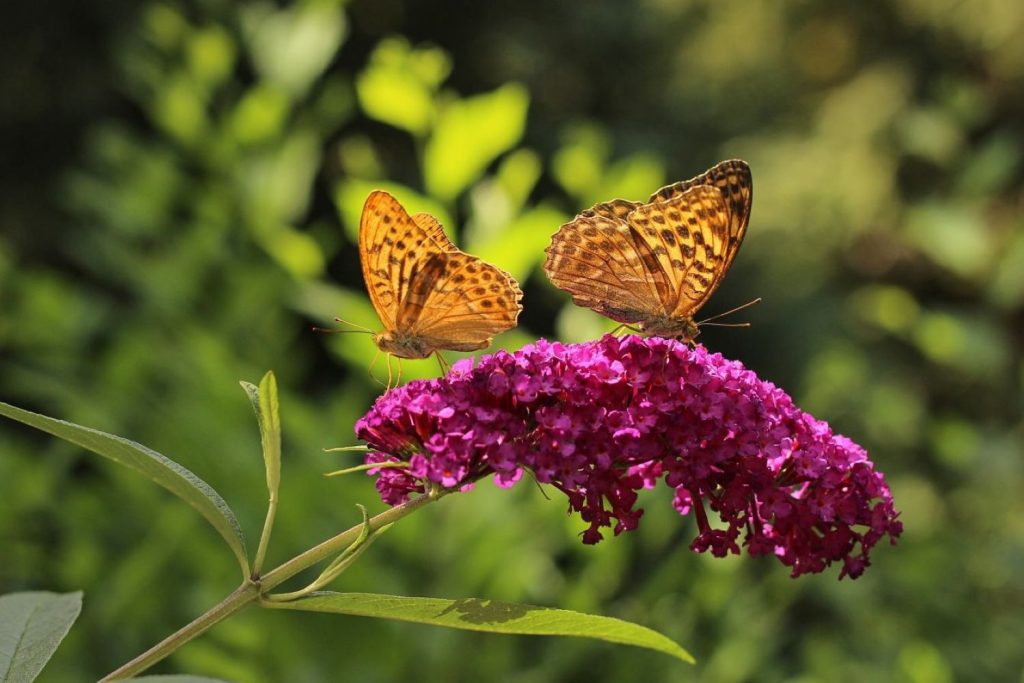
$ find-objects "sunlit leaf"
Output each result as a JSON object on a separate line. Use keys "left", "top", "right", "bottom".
{"left": 257, "top": 225, "right": 325, "bottom": 279}
{"left": 264, "top": 592, "right": 694, "bottom": 664}
{"left": 555, "top": 303, "right": 619, "bottom": 344}
{"left": 242, "top": 3, "right": 347, "bottom": 98}
{"left": 905, "top": 203, "right": 994, "bottom": 281}
{"left": 0, "top": 402, "right": 249, "bottom": 577}
{"left": 356, "top": 37, "right": 451, "bottom": 136}
{"left": 187, "top": 25, "right": 237, "bottom": 89}
{"left": 551, "top": 125, "right": 610, "bottom": 203}
{"left": 0, "top": 591, "right": 82, "bottom": 683}
{"left": 229, "top": 84, "right": 291, "bottom": 145}
{"left": 152, "top": 75, "right": 207, "bottom": 145}
{"left": 467, "top": 203, "right": 569, "bottom": 283}
{"left": 424, "top": 83, "right": 529, "bottom": 201}
{"left": 494, "top": 148, "right": 542, "bottom": 214}
{"left": 240, "top": 130, "right": 322, "bottom": 223}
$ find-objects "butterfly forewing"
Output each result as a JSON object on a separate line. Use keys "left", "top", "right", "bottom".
{"left": 359, "top": 191, "right": 457, "bottom": 330}
{"left": 628, "top": 186, "right": 732, "bottom": 317}
{"left": 648, "top": 158, "right": 752, "bottom": 260}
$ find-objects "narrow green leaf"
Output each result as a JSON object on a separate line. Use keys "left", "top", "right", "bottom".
{"left": 241, "top": 372, "right": 281, "bottom": 498}
{"left": 0, "top": 591, "right": 83, "bottom": 683}
{"left": 129, "top": 677, "right": 234, "bottom": 682}
{"left": 242, "top": 372, "right": 282, "bottom": 576}
{"left": 264, "top": 592, "right": 694, "bottom": 664}
{"left": 0, "top": 402, "right": 249, "bottom": 576}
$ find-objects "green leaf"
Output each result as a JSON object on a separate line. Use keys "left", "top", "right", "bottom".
{"left": 0, "top": 591, "right": 82, "bottom": 683}
{"left": 264, "top": 592, "right": 694, "bottom": 664}
{"left": 241, "top": 3, "right": 347, "bottom": 98}
{"left": 129, "top": 677, "right": 234, "bottom": 682}
{"left": 240, "top": 372, "right": 281, "bottom": 499}
{"left": 551, "top": 124, "right": 611, "bottom": 202}
{"left": 356, "top": 37, "right": 450, "bottom": 136}
{"left": 424, "top": 83, "right": 529, "bottom": 201}
{"left": 494, "top": 148, "right": 542, "bottom": 214}
{"left": 241, "top": 371, "right": 282, "bottom": 576}
{"left": 0, "top": 402, "right": 249, "bottom": 577}
{"left": 467, "top": 203, "right": 570, "bottom": 283}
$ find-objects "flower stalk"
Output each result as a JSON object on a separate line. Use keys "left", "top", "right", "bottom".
{"left": 100, "top": 493, "right": 435, "bottom": 681}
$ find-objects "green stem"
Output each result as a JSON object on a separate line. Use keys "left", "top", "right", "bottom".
{"left": 252, "top": 489, "right": 278, "bottom": 577}
{"left": 100, "top": 493, "right": 436, "bottom": 681}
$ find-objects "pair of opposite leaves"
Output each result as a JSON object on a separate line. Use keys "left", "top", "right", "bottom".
{"left": 359, "top": 159, "right": 753, "bottom": 360}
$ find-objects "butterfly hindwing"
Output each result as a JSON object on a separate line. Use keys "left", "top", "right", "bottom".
{"left": 544, "top": 199, "right": 670, "bottom": 325}
{"left": 400, "top": 252, "right": 523, "bottom": 350}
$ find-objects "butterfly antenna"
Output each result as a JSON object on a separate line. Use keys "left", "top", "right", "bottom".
{"left": 311, "top": 317, "right": 376, "bottom": 335}
{"left": 697, "top": 297, "right": 762, "bottom": 325}
{"left": 699, "top": 322, "right": 752, "bottom": 328}
{"left": 335, "top": 317, "right": 375, "bottom": 333}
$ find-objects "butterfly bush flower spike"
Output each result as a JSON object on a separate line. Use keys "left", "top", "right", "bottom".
{"left": 355, "top": 335, "right": 902, "bottom": 579}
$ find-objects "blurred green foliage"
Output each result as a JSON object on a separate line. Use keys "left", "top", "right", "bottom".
{"left": 1, "top": 0, "right": 1023, "bottom": 681}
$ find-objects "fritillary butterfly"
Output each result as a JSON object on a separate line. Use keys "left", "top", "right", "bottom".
{"left": 543, "top": 159, "right": 753, "bottom": 342}
{"left": 359, "top": 191, "right": 523, "bottom": 361}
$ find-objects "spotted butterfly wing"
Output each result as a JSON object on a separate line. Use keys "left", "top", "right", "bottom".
{"left": 648, "top": 158, "right": 752, "bottom": 277}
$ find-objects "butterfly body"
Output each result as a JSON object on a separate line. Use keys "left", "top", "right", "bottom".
{"left": 544, "top": 159, "right": 752, "bottom": 342}
{"left": 636, "top": 315, "right": 701, "bottom": 340}
{"left": 359, "top": 191, "right": 522, "bottom": 362}
{"left": 372, "top": 331, "right": 435, "bottom": 359}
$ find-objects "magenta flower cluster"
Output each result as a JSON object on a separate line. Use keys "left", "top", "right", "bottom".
{"left": 355, "top": 335, "right": 902, "bottom": 579}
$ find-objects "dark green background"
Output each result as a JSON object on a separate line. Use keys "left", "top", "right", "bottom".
{"left": 1, "top": 1, "right": 1022, "bottom": 681}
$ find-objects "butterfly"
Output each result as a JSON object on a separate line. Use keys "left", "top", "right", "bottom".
{"left": 359, "top": 190, "right": 523, "bottom": 363}
{"left": 543, "top": 159, "right": 753, "bottom": 342}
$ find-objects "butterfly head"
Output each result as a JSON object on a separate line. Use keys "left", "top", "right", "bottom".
{"left": 373, "top": 331, "right": 436, "bottom": 360}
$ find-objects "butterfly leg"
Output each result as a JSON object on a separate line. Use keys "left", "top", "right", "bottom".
{"left": 367, "top": 348, "right": 387, "bottom": 388}
{"left": 434, "top": 351, "right": 452, "bottom": 376}
{"left": 383, "top": 353, "right": 395, "bottom": 391}
{"left": 610, "top": 323, "right": 643, "bottom": 337}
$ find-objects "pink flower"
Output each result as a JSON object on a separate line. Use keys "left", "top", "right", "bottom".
{"left": 354, "top": 335, "right": 902, "bottom": 579}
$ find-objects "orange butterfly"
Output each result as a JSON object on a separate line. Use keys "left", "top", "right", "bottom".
{"left": 359, "top": 191, "right": 523, "bottom": 365}
{"left": 543, "top": 159, "right": 754, "bottom": 342}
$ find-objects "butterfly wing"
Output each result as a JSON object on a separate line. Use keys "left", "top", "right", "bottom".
{"left": 627, "top": 184, "right": 735, "bottom": 318}
{"left": 397, "top": 252, "right": 523, "bottom": 351}
{"left": 544, "top": 198, "right": 679, "bottom": 325}
{"left": 648, "top": 158, "right": 752, "bottom": 272}
{"left": 358, "top": 191, "right": 457, "bottom": 330}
